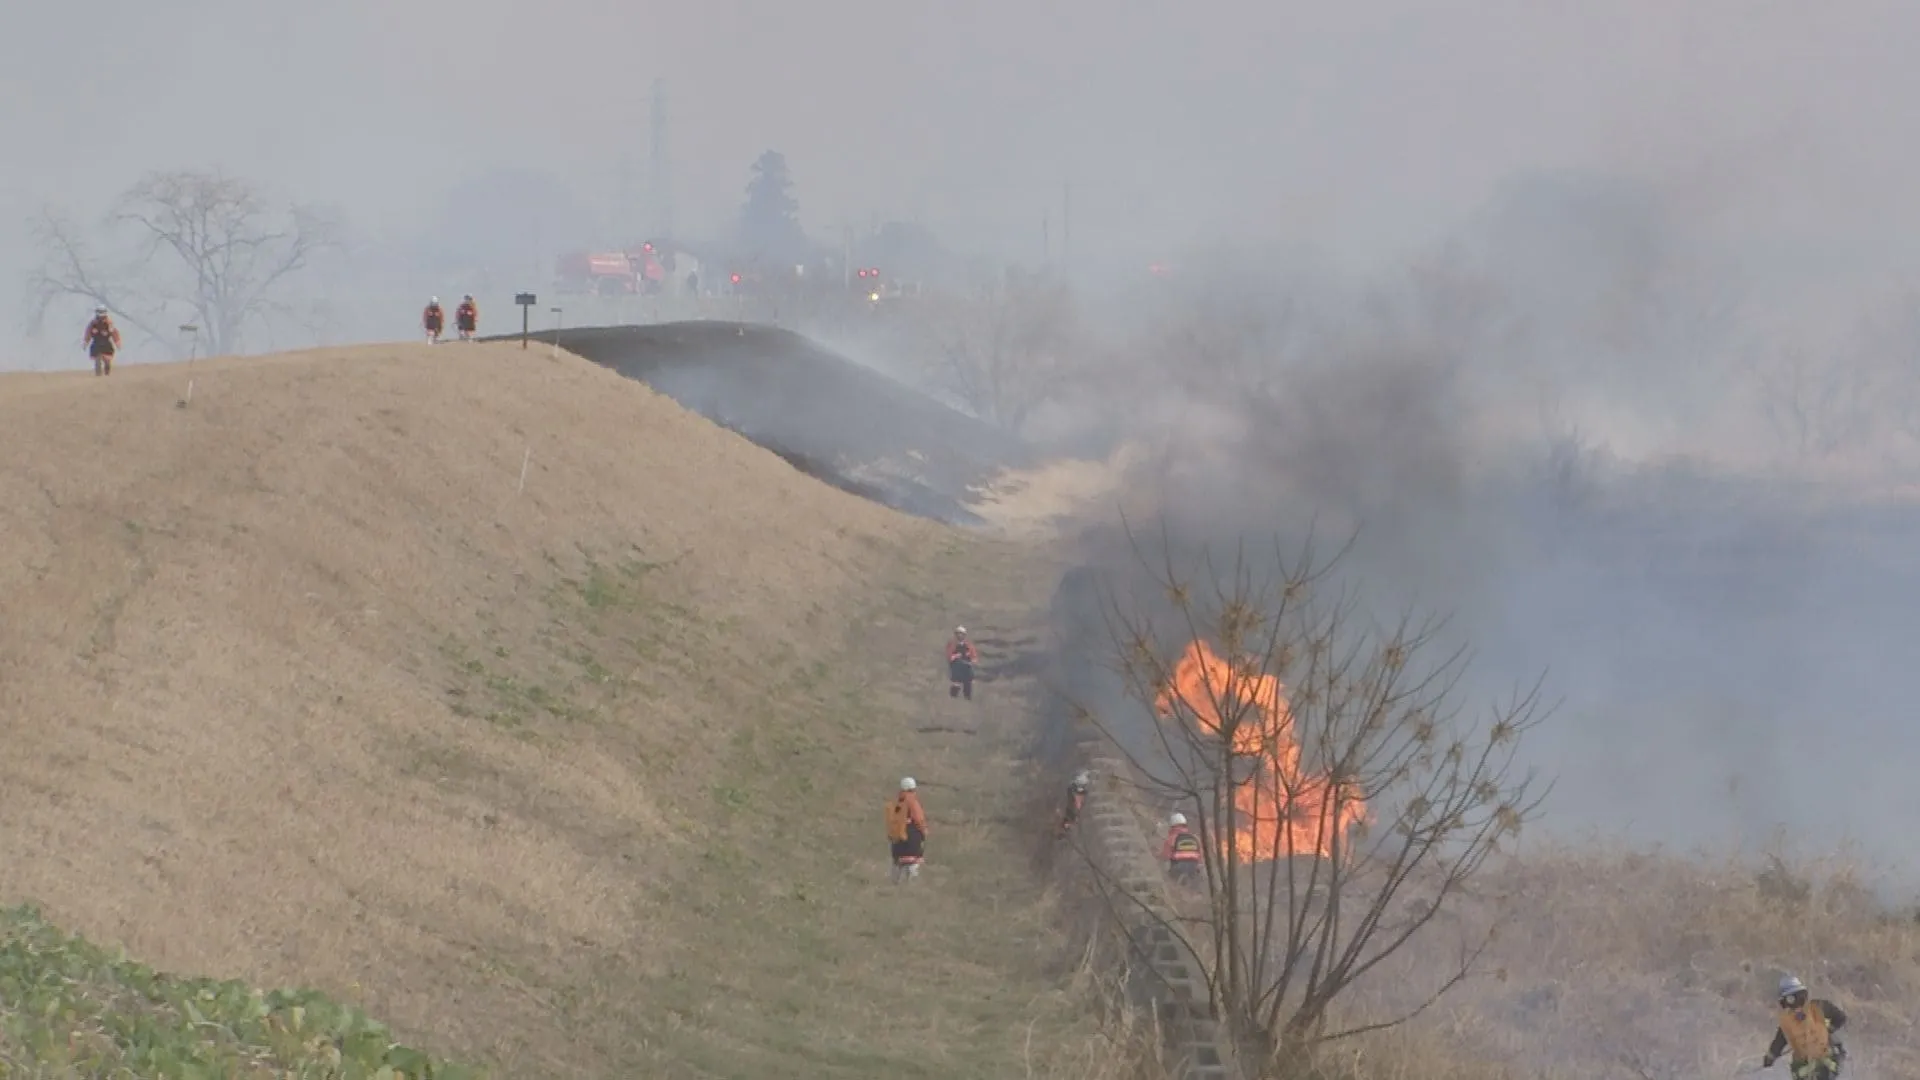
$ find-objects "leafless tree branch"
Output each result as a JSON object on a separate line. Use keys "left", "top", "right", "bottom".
{"left": 1070, "top": 515, "right": 1554, "bottom": 1069}
{"left": 25, "top": 169, "right": 340, "bottom": 361}
{"left": 1741, "top": 342, "right": 1869, "bottom": 461}
{"left": 921, "top": 267, "right": 1081, "bottom": 433}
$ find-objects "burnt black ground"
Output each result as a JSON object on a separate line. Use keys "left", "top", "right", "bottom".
{"left": 483, "top": 321, "right": 1030, "bottom": 526}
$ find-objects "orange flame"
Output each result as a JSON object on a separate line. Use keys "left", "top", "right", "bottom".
{"left": 1154, "top": 639, "right": 1368, "bottom": 862}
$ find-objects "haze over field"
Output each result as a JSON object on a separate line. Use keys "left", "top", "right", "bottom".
{"left": 10, "top": 5, "right": 1920, "bottom": 1076}
{"left": 10, "top": 2, "right": 1920, "bottom": 354}
{"left": 7, "top": 0, "right": 1918, "bottom": 877}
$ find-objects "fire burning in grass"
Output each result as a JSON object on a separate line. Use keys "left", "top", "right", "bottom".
{"left": 1155, "top": 638, "right": 1369, "bottom": 862}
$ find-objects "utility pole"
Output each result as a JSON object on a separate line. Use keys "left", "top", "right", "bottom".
{"left": 647, "top": 78, "right": 674, "bottom": 242}
{"left": 613, "top": 152, "right": 635, "bottom": 239}
{"left": 1062, "top": 182, "right": 1072, "bottom": 273}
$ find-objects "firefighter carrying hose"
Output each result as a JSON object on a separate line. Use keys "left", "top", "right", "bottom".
{"left": 1162, "top": 812, "right": 1203, "bottom": 887}
{"left": 455, "top": 295, "right": 479, "bottom": 341}
{"left": 885, "top": 777, "right": 929, "bottom": 883}
{"left": 1763, "top": 974, "right": 1848, "bottom": 1078}
{"left": 946, "top": 626, "right": 977, "bottom": 701}
{"left": 422, "top": 297, "right": 445, "bottom": 344}
{"left": 83, "top": 306, "right": 121, "bottom": 376}
{"left": 1057, "top": 771, "right": 1090, "bottom": 838}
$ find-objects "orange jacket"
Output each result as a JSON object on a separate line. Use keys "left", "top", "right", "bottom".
{"left": 899, "top": 792, "right": 927, "bottom": 831}
{"left": 947, "top": 640, "right": 977, "bottom": 663}
{"left": 886, "top": 791, "right": 928, "bottom": 837}
{"left": 456, "top": 301, "right": 478, "bottom": 324}
{"left": 423, "top": 304, "right": 444, "bottom": 327}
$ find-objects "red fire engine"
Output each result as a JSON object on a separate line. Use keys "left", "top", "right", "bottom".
{"left": 554, "top": 243, "right": 668, "bottom": 296}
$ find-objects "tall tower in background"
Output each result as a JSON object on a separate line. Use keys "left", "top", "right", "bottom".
{"left": 648, "top": 79, "right": 674, "bottom": 242}
{"left": 612, "top": 151, "right": 636, "bottom": 240}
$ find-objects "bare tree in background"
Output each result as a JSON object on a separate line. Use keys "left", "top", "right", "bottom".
{"left": 1831, "top": 289, "right": 1920, "bottom": 461}
{"left": 28, "top": 170, "right": 338, "bottom": 358}
{"left": 924, "top": 267, "right": 1080, "bottom": 434}
{"left": 1742, "top": 342, "right": 1868, "bottom": 461}
{"left": 1077, "top": 522, "right": 1549, "bottom": 1071}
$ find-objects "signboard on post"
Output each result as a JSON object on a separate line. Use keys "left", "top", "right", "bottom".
{"left": 515, "top": 292, "right": 538, "bottom": 349}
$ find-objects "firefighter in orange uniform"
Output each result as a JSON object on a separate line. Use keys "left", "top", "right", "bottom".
{"left": 422, "top": 297, "right": 445, "bottom": 344}
{"left": 946, "top": 626, "right": 978, "bottom": 701}
{"left": 885, "top": 777, "right": 929, "bottom": 882}
{"left": 83, "top": 306, "right": 121, "bottom": 376}
{"left": 455, "top": 295, "right": 479, "bottom": 341}
{"left": 1763, "top": 974, "right": 1847, "bottom": 1078}
{"left": 1162, "top": 812, "right": 1204, "bottom": 887}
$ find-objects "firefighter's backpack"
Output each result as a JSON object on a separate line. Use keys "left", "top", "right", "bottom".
{"left": 885, "top": 797, "right": 911, "bottom": 843}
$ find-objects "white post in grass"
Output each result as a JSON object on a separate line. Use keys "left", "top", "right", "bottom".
{"left": 178, "top": 324, "right": 200, "bottom": 406}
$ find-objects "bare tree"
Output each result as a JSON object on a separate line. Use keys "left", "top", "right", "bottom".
{"left": 28, "top": 170, "right": 338, "bottom": 358}
{"left": 1076, "top": 521, "right": 1550, "bottom": 1071}
{"left": 1833, "top": 288, "right": 1920, "bottom": 458}
{"left": 1741, "top": 342, "right": 1869, "bottom": 461}
{"left": 923, "top": 267, "right": 1080, "bottom": 433}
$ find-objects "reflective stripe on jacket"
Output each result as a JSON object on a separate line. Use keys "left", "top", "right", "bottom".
{"left": 1163, "top": 827, "right": 1203, "bottom": 862}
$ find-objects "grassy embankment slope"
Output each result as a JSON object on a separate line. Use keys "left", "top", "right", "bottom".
{"left": 0, "top": 344, "right": 1111, "bottom": 1078}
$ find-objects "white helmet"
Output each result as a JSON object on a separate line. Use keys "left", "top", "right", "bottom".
{"left": 1072, "top": 771, "right": 1090, "bottom": 787}
{"left": 900, "top": 777, "right": 917, "bottom": 791}
{"left": 1779, "top": 974, "right": 1807, "bottom": 998}
{"left": 1169, "top": 812, "right": 1188, "bottom": 827}
{"left": 954, "top": 626, "right": 967, "bottom": 636}
{"left": 430, "top": 296, "right": 439, "bottom": 304}
{"left": 94, "top": 305, "right": 107, "bottom": 314}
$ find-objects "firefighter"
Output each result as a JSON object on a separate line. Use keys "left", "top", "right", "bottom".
{"left": 1162, "top": 812, "right": 1204, "bottom": 887}
{"left": 885, "top": 777, "right": 929, "bottom": 882}
{"left": 1058, "top": 771, "right": 1090, "bottom": 838}
{"left": 455, "top": 295, "right": 479, "bottom": 341}
{"left": 83, "top": 306, "right": 121, "bottom": 376}
{"left": 1763, "top": 974, "right": 1848, "bottom": 1078}
{"left": 946, "top": 626, "right": 978, "bottom": 701}
{"left": 422, "top": 297, "right": 445, "bottom": 344}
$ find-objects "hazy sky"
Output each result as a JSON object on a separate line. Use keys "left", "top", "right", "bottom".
{"left": 6, "top": 1, "right": 1920, "bottom": 345}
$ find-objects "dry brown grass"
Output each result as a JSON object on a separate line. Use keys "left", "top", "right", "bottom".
{"left": 969, "top": 449, "right": 1139, "bottom": 543}
{"left": 0, "top": 343, "right": 1143, "bottom": 1078}
{"left": 1316, "top": 843, "right": 1920, "bottom": 1080}
{"left": 1093, "top": 844, "right": 1920, "bottom": 1080}
{"left": 1091, "top": 760, "right": 1919, "bottom": 1079}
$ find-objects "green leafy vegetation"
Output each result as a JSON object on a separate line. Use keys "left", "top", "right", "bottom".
{"left": 0, "top": 905, "right": 478, "bottom": 1079}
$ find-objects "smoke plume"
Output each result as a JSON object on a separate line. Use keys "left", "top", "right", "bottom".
{"left": 1054, "top": 169, "right": 1920, "bottom": 888}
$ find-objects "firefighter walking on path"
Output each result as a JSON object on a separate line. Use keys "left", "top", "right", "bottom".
{"left": 1763, "top": 974, "right": 1848, "bottom": 1078}
{"left": 947, "top": 627, "right": 977, "bottom": 701}
{"left": 1162, "top": 812, "right": 1204, "bottom": 887}
{"left": 885, "top": 777, "right": 929, "bottom": 883}
{"left": 422, "top": 297, "right": 445, "bottom": 344}
{"left": 1058, "top": 771, "right": 1090, "bottom": 838}
{"left": 455, "top": 295, "right": 479, "bottom": 341}
{"left": 83, "top": 306, "right": 121, "bottom": 376}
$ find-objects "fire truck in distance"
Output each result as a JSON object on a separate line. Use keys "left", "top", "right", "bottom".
{"left": 554, "top": 243, "right": 669, "bottom": 296}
